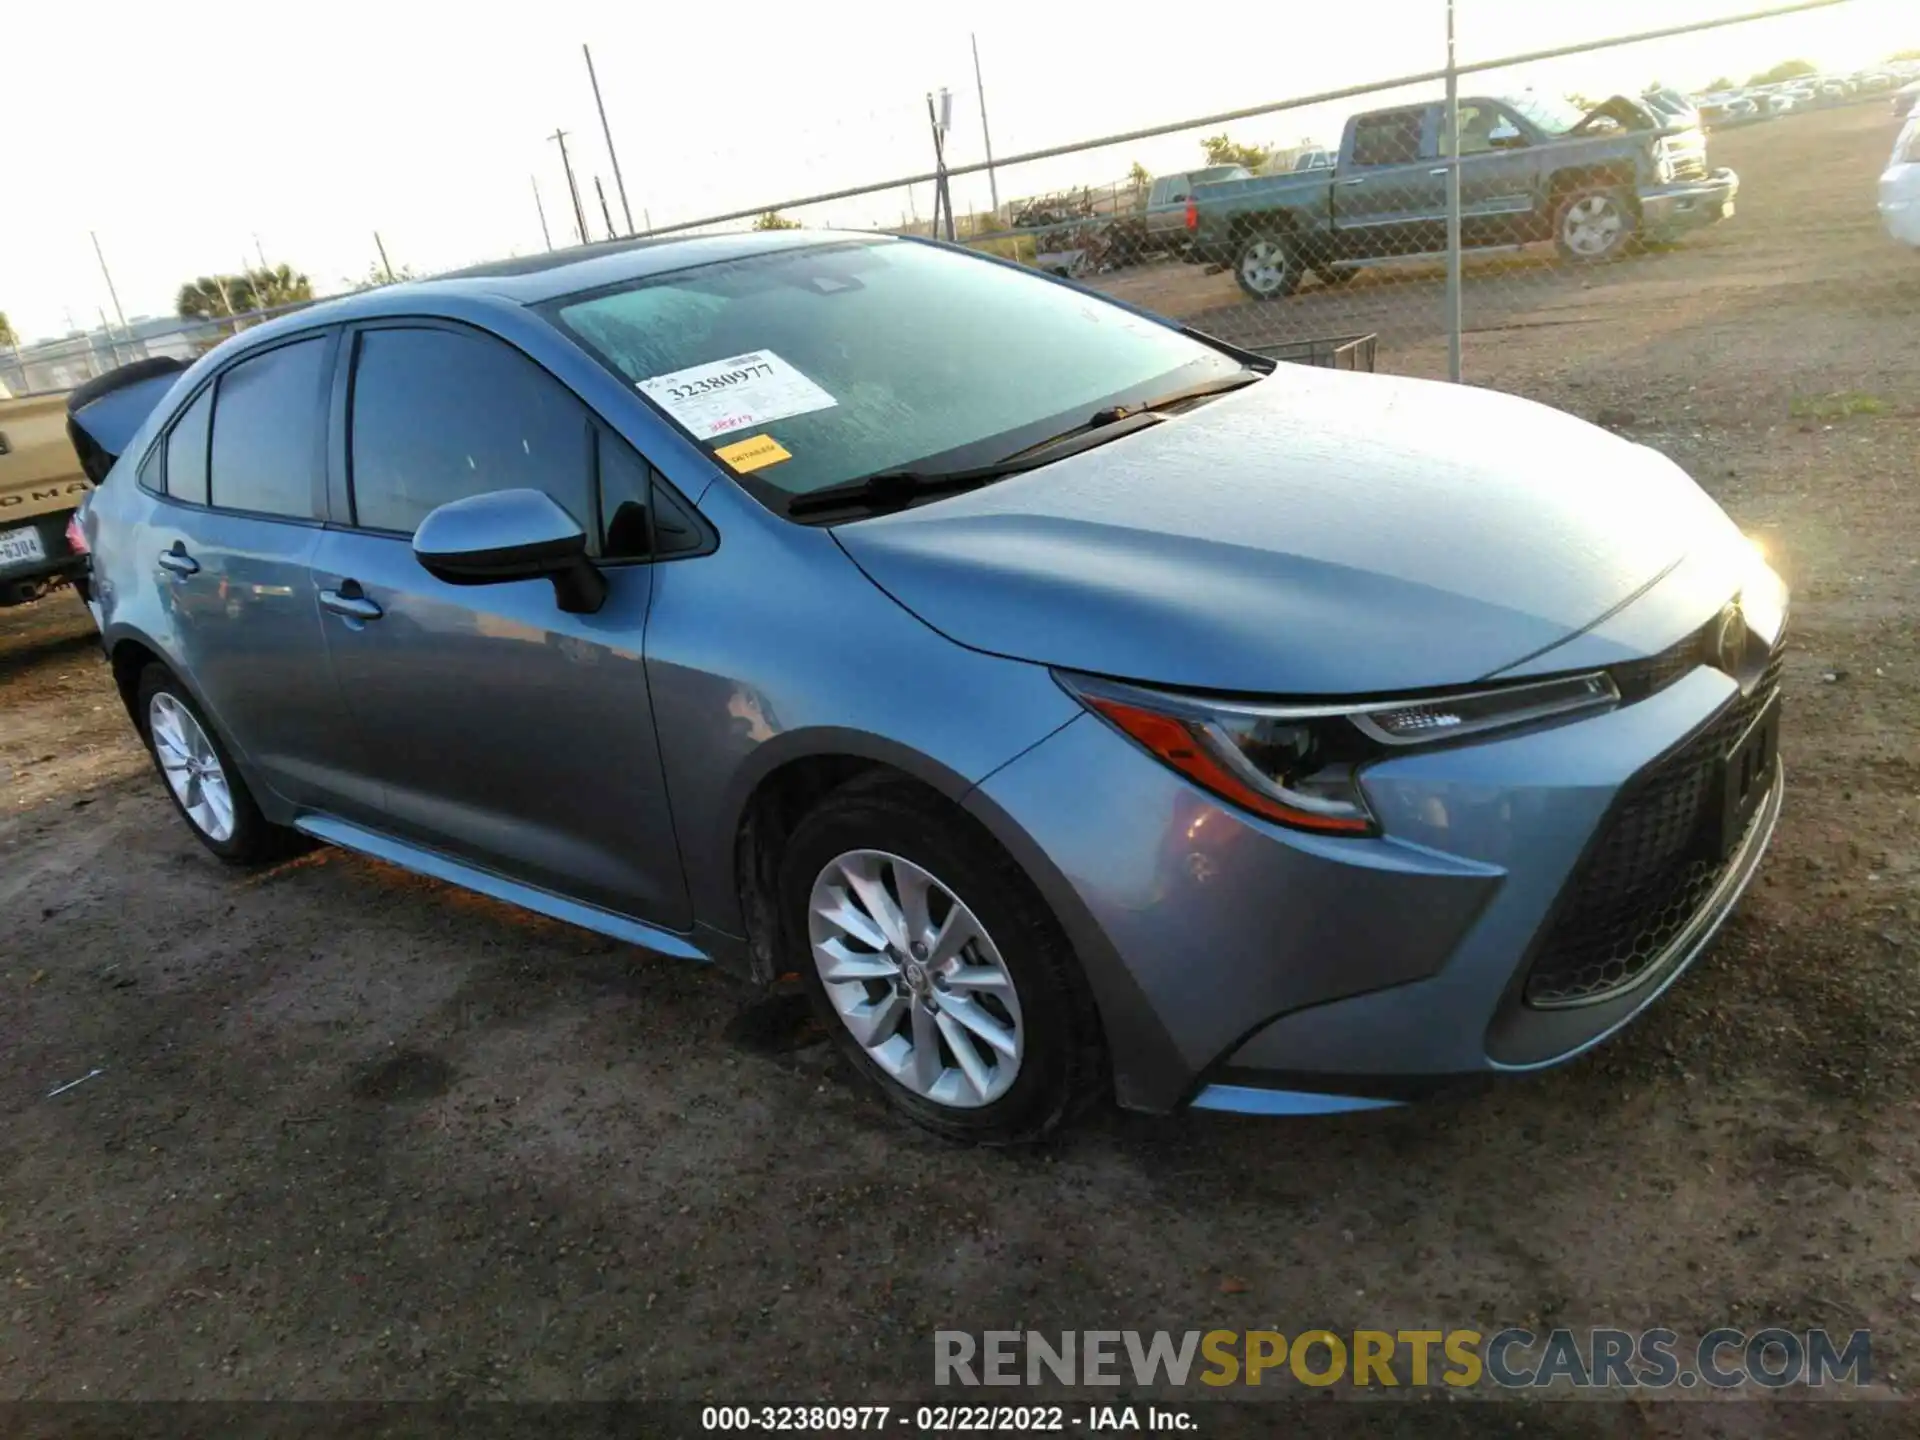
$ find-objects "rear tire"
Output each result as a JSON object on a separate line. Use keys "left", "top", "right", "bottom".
{"left": 1233, "top": 229, "right": 1303, "bottom": 300}
{"left": 779, "top": 775, "right": 1105, "bottom": 1144}
{"left": 135, "top": 664, "right": 309, "bottom": 865}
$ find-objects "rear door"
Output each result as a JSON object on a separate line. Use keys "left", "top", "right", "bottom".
{"left": 142, "top": 332, "right": 376, "bottom": 816}
{"left": 1332, "top": 107, "right": 1446, "bottom": 254}
{"left": 311, "top": 319, "right": 691, "bottom": 928}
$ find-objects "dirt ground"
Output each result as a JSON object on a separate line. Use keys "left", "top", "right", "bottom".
{"left": 3, "top": 101, "right": 1918, "bottom": 1421}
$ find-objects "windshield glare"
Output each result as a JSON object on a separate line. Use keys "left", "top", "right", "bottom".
{"left": 546, "top": 238, "right": 1246, "bottom": 506}
{"left": 1504, "top": 93, "right": 1588, "bottom": 135}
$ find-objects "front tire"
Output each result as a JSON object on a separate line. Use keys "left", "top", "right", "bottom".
{"left": 1233, "top": 229, "right": 1302, "bottom": 300}
{"left": 136, "top": 664, "right": 307, "bottom": 865}
{"left": 1554, "top": 185, "right": 1637, "bottom": 262}
{"left": 780, "top": 776, "right": 1105, "bottom": 1144}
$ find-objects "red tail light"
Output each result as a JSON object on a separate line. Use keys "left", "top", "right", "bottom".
{"left": 65, "top": 513, "right": 89, "bottom": 555}
{"left": 1184, "top": 200, "right": 1198, "bottom": 231}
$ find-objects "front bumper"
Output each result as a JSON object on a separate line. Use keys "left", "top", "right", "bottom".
{"left": 1639, "top": 167, "right": 1739, "bottom": 240}
{"left": 968, "top": 646, "right": 1783, "bottom": 1115}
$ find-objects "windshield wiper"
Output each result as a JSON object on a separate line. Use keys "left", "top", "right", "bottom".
{"left": 784, "top": 372, "right": 1264, "bottom": 520}
{"left": 1078, "top": 370, "right": 1266, "bottom": 428}
{"left": 785, "top": 408, "right": 1173, "bottom": 518}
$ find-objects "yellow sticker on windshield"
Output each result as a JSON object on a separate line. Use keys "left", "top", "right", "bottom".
{"left": 714, "top": 434, "right": 792, "bottom": 474}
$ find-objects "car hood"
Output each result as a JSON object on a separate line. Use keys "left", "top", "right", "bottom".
{"left": 832, "top": 366, "right": 1747, "bottom": 695}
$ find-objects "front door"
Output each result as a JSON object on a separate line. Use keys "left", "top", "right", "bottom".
{"left": 313, "top": 321, "right": 691, "bottom": 930}
{"left": 1442, "top": 101, "right": 1542, "bottom": 247}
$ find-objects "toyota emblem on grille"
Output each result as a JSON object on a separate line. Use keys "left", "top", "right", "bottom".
{"left": 1712, "top": 602, "right": 1749, "bottom": 676}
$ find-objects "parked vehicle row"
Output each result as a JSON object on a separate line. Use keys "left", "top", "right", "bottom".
{"left": 68, "top": 229, "right": 1787, "bottom": 1141}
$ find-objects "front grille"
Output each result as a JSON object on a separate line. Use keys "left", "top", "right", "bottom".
{"left": 1523, "top": 644, "right": 1783, "bottom": 1008}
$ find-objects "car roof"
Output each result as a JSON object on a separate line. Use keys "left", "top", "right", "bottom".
{"left": 228, "top": 227, "right": 879, "bottom": 345}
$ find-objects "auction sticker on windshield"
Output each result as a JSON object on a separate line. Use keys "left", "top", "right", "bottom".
{"left": 638, "top": 350, "right": 837, "bottom": 441}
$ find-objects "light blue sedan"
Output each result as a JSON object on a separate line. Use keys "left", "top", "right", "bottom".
{"left": 73, "top": 230, "right": 1786, "bottom": 1141}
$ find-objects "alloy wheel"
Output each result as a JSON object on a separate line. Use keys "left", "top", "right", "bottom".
{"left": 807, "top": 849, "right": 1023, "bottom": 1109}
{"left": 1239, "top": 238, "right": 1291, "bottom": 295}
{"left": 148, "top": 692, "right": 236, "bottom": 842}
{"left": 1563, "top": 195, "right": 1625, "bottom": 257}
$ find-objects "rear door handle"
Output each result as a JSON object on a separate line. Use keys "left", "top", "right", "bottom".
{"left": 1429, "top": 166, "right": 1452, "bottom": 175}
{"left": 320, "top": 587, "right": 383, "bottom": 622}
{"left": 1339, "top": 177, "right": 1368, "bottom": 186}
{"left": 157, "top": 546, "right": 199, "bottom": 577}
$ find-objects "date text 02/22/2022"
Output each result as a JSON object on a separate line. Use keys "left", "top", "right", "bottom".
{"left": 699, "top": 1404, "right": 1196, "bottom": 1431}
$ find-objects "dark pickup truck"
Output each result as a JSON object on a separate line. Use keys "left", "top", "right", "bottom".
{"left": 1188, "top": 93, "right": 1738, "bottom": 299}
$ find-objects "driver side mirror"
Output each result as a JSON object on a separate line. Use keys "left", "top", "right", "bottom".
{"left": 413, "top": 488, "right": 607, "bottom": 615}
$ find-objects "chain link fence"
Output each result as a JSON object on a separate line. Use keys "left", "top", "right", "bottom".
{"left": 633, "top": 0, "right": 1917, "bottom": 403}
{"left": 12, "top": 0, "right": 1914, "bottom": 411}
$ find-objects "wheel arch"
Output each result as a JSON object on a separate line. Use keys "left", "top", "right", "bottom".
{"left": 1548, "top": 163, "right": 1641, "bottom": 207}
{"left": 721, "top": 729, "right": 987, "bottom": 985}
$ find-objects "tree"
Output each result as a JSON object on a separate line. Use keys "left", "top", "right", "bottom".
{"left": 0, "top": 311, "right": 16, "bottom": 348}
{"left": 175, "top": 264, "right": 313, "bottom": 319}
{"left": 353, "top": 260, "right": 421, "bottom": 291}
{"left": 1200, "top": 134, "right": 1273, "bottom": 170}
{"left": 1886, "top": 49, "right": 1920, "bottom": 62}
{"left": 1748, "top": 59, "right": 1817, "bottom": 86}
{"left": 1127, "top": 160, "right": 1151, "bottom": 191}
{"left": 1706, "top": 76, "right": 1737, "bottom": 93}
{"left": 753, "top": 210, "right": 801, "bottom": 231}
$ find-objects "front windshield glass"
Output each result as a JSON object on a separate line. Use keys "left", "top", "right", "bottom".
{"left": 1504, "top": 93, "right": 1588, "bottom": 135}
{"left": 545, "top": 237, "right": 1247, "bottom": 505}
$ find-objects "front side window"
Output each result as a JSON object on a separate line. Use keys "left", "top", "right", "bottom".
{"left": 209, "top": 338, "right": 328, "bottom": 519}
{"left": 347, "top": 327, "right": 593, "bottom": 540}
{"left": 545, "top": 238, "right": 1248, "bottom": 508}
{"left": 1504, "top": 93, "right": 1586, "bottom": 137}
{"left": 164, "top": 388, "right": 212, "bottom": 506}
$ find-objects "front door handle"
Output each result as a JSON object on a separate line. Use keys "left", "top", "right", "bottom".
{"left": 1429, "top": 166, "right": 1452, "bottom": 175}
{"left": 320, "top": 586, "right": 383, "bottom": 622}
{"left": 157, "top": 545, "right": 199, "bottom": 578}
{"left": 1339, "top": 177, "right": 1368, "bottom": 186}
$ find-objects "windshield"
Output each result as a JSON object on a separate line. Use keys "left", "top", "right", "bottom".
{"left": 1189, "top": 165, "right": 1251, "bottom": 184}
{"left": 1503, "top": 93, "right": 1588, "bottom": 135}
{"left": 546, "top": 237, "right": 1247, "bottom": 508}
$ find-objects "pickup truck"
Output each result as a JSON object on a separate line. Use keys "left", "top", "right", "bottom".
{"left": 1187, "top": 93, "right": 1739, "bottom": 299}
{"left": 0, "top": 358, "right": 185, "bottom": 607}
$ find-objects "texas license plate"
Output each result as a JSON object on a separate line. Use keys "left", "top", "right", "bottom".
{"left": 1715, "top": 693, "right": 1779, "bottom": 858}
{"left": 0, "top": 524, "right": 47, "bottom": 567}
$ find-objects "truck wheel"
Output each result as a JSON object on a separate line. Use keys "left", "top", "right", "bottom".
{"left": 1554, "top": 186, "right": 1637, "bottom": 262}
{"left": 1234, "top": 231, "right": 1302, "bottom": 299}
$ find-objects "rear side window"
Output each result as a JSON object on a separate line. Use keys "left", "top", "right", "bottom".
{"left": 208, "top": 338, "right": 328, "bottom": 519}
{"left": 348, "top": 327, "right": 593, "bottom": 539}
{"left": 1351, "top": 109, "right": 1425, "bottom": 166}
{"left": 163, "top": 389, "right": 212, "bottom": 506}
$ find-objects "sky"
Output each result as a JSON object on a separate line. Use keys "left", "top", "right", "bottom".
{"left": 2, "top": 0, "right": 1910, "bottom": 343}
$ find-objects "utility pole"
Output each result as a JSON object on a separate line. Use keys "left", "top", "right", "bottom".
{"left": 550, "top": 128, "right": 588, "bottom": 246}
{"left": 254, "top": 233, "right": 268, "bottom": 270}
{"left": 594, "top": 176, "right": 616, "bottom": 242}
{"left": 971, "top": 33, "right": 1000, "bottom": 219}
{"left": 97, "top": 307, "right": 124, "bottom": 367}
{"left": 532, "top": 175, "right": 554, "bottom": 251}
{"left": 926, "top": 89, "right": 956, "bottom": 242}
{"left": 89, "top": 231, "right": 129, "bottom": 334}
{"left": 374, "top": 231, "right": 396, "bottom": 283}
{"left": 583, "top": 43, "right": 635, "bottom": 235}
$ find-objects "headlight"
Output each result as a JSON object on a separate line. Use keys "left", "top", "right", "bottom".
{"left": 1057, "top": 669, "right": 1620, "bottom": 837}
